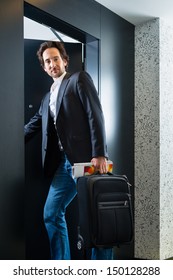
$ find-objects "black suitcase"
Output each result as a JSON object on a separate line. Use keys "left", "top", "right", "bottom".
{"left": 76, "top": 173, "right": 133, "bottom": 250}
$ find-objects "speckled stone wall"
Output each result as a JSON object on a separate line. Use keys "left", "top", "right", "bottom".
{"left": 135, "top": 18, "right": 173, "bottom": 259}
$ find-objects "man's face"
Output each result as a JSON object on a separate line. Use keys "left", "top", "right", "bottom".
{"left": 42, "top": 47, "right": 67, "bottom": 79}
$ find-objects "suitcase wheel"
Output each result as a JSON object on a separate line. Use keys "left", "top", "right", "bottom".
{"left": 77, "top": 233, "right": 84, "bottom": 250}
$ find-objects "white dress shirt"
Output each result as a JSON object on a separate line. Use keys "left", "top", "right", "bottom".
{"left": 49, "top": 71, "right": 66, "bottom": 123}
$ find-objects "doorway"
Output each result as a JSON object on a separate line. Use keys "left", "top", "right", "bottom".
{"left": 24, "top": 39, "right": 83, "bottom": 260}
{"left": 24, "top": 3, "right": 99, "bottom": 260}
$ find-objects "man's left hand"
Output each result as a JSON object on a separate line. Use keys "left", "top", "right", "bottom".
{"left": 91, "top": 157, "right": 107, "bottom": 174}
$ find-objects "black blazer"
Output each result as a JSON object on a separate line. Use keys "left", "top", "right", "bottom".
{"left": 25, "top": 71, "right": 108, "bottom": 177}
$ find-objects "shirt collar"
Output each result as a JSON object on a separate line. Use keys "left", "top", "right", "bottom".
{"left": 50, "top": 71, "right": 66, "bottom": 93}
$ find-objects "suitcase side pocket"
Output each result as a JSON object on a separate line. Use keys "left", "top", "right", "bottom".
{"left": 95, "top": 192, "right": 133, "bottom": 246}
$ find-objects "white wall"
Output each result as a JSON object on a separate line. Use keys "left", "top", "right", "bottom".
{"left": 160, "top": 19, "right": 173, "bottom": 259}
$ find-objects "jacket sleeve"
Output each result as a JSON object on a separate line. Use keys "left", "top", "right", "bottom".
{"left": 77, "top": 71, "right": 108, "bottom": 158}
{"left": 24, "top": 102, "right": 43, "bottom": 143}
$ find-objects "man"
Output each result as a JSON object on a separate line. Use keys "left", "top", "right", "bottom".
{"left": 24, "top": 41, "right": 113, "bottom": 260}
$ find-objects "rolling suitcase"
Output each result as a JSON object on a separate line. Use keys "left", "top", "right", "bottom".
{"left": 76, "top": 172, "right": 133, "bottom": 250}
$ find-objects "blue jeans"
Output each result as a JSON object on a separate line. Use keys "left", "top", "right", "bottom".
{"left": 44, "top": 154, "right": 113, "bottom": 260}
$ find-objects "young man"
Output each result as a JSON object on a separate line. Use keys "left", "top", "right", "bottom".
{"left": 24, "top": 41, "right": 113, "bottom": 260}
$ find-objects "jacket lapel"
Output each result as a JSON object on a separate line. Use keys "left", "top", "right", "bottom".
{"left": 56, "top": 72, "right": 71, "bottom": 119}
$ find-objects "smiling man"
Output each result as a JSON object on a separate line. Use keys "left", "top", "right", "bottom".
{"left": 24, "top": 41, "right": 113, "bottom": 260}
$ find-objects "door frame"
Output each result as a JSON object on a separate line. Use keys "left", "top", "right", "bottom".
{"left": 24, "top": 1, "right": 100, "bottom": 94}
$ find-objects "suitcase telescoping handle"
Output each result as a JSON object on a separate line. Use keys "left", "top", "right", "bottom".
{"left": 93, "top": 171, "right": 113, "bottom": 175}
{"left": 92, "top": 172, "right": 131, "bottom": 185}
{"left": 93, "top": 171, "right": 126, "bottom": 178}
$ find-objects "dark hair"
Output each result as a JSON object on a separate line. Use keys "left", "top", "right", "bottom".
{"left": 37, "top": 41, "right": 69, "bottom": 69}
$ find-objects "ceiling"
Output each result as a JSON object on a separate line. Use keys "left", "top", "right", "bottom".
{"left": 24, "top": 1, "right": 173, "bottom": 41}
{"left": 95, "top": 0, "right": 173, "bottom": 25}
{"left": 24, "top": 17, "right": 80, "bottom": 42}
